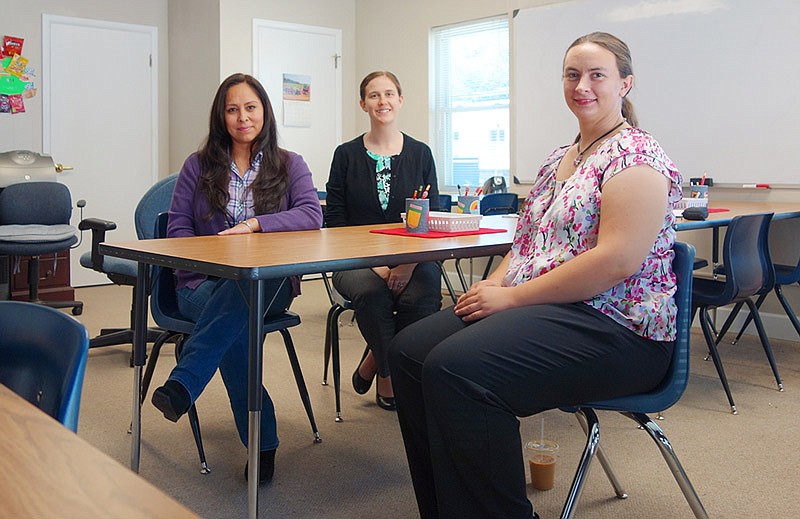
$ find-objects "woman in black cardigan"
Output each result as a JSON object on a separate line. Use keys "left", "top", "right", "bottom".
{"left": 325, "top": 71, "right": 442, "bottom": 410}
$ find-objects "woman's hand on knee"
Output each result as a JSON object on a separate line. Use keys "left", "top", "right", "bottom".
{"left": 454, "top": 280, "right": 512, "bottom": 322}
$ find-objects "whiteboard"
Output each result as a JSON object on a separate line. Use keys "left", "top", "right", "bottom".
{"left": 513, "top": 0, "right": 800, "bottom": 186}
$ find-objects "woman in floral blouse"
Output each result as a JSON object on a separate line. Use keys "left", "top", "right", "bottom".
{"left": 388, "top": 32, "right": 682, "bottom": 519}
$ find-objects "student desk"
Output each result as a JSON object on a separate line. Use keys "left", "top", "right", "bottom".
{"left": 100, "top": 217, "right": 516, "bottom": 519}
{"left": 0, "top": 384, "right": 198, "bottom": 518}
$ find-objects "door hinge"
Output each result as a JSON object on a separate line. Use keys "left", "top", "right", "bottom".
{"left": 333, "top": 53, "right": 341, "bottom": 69}
{"left": 149, "top": 54, "right": 152, "bottom": 67}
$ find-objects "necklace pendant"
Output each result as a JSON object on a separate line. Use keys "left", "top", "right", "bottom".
{"left": 573, "top": 154, "right": 582, "bottom": 167}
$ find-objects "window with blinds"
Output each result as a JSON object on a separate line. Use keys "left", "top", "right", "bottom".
{"left": 430, "top": 15, "right": 509, "bottom": 190}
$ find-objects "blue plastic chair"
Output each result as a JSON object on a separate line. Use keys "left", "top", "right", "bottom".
{"left": 437, "top": 194, "right": 453, "bottom": 212}
{"left": 479, "top": 192, "right": 518, "bottom": 216}
{"left": 450, "top": 192, "right": 519, "bottom": 290}
{"left": 78, "top": 174, "right": 178, "bottom": 353}
{"left": 691, "top": 213, "right": 782, "bottom": 414}
{"left": 728, "top": 222, "right": 800, "bottom": 343}
{"left": 140, "top": 212, "right": 321, "bottom": 472}
{"left": 560, "top": 242, "right": 708, "bottom": 519}
{"left": 0, "top": 300, "right": 90, "bottom": 432}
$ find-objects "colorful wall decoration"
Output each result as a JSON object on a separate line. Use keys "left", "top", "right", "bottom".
{"left": 0, "top": 35, "right": 37, "bottom": 115}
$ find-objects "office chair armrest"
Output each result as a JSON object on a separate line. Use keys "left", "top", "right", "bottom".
{"left": 78, "top": 217, "right": 118, "bottom": 272}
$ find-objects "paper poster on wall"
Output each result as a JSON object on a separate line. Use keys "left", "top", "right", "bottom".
{"left": 0, "top": 35, "right": 37, "bottom": 114}
{"left": 282, "top": 73, "right": 311, "bottom": 128}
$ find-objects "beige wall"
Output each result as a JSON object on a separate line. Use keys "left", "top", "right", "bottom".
{"left": 0, "top": 0, "right": 170, "bottom": 177}
{"left": 165, "top": 0, "right": 357, "bottom": 171}
{"left": 168, "top": 0, "right": 220, "bottom": 171}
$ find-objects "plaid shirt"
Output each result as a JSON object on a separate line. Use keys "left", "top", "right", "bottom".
{"left": 226, "top": 152, "right": 262, "bottom": 227}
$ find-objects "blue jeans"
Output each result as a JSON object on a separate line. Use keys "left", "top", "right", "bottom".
{"left": 171, "top": 277, "right": 292, "bottom": 451}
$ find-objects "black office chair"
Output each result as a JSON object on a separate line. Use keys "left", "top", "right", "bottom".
{"left": 78, "top": 174, "right": 177, "bottom": 355}
{"left": 140, "top": 212, "right": 321, "bottom": 472}
{"left": 0, "top": 300, "right": 90, "bottom": 432}
{"left": 560, "top": 242, "right": 707, "bottom": 518}
{"left": 691, "top": 213, "right": 782, "bottom": 414}
{"left": 0, "top": 181, "right": 83, "bottom": 315}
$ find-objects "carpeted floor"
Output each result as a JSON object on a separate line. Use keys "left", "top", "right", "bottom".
{"left": 72, "top": 279, "right": 799, "bottom": 518}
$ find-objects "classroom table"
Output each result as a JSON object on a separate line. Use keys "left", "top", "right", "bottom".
{"left": 0, "top": 384, "right": 199, "bottom": 518}
{"left": 99, "top": 217, "right": 516, "bottom": 519}
{"left": 674, "top": 200, "right": 800, "bottom": 266}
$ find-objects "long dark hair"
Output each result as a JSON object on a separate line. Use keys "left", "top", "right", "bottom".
{"left": 197, "top": 73, "right": 288, "bottom": 220}
{"left": 565, "top": 32, "right": 638, "bottom": 127}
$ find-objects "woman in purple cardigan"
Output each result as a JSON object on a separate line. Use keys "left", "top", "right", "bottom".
{"left": 151, "top": 73, "right": 322, "bottom": 484}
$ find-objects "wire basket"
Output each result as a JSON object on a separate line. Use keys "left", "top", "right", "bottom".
{"left": 402, "top": 211, "right": 482, "bottom": 232}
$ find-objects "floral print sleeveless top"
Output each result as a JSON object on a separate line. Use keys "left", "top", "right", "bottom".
{"left": 503, "top": 127, "right": 683, "bottom": 341}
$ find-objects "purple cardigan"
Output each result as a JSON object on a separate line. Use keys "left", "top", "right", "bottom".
{"left": 168, "top": 151, "right": 323, "bottom": 296}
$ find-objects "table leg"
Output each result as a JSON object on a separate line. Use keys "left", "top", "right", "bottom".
{"left": 248, "top": 280, "right": 265, "bottom": 519}
{"left": 131, "top": 262, "right": 149, "bottom": 472}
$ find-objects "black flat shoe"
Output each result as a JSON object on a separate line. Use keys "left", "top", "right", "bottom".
{"left": 244, "top": 449, "right": 276, "bottom": 484}
{"left": 151, "top": 380, "right": 191, "bottom": 422}
{"left": 376, "top": 392, "right": 396, "bottom": 411}
{"left": 352, "top": 368, "right": 375, "bottom": 395}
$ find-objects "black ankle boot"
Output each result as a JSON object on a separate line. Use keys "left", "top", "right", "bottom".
{"left": 245, "top": 449, "right": 276, "bottom": 484}
{"left": 151, "top": 380, "right": 191, "bottom": 422}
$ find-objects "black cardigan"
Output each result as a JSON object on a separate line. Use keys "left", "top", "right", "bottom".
{"left": 325, "top": 133, "right": 439, "bottom": 227}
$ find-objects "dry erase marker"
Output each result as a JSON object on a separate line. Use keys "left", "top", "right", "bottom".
{"left": 421, "top": 184, "right": 430, "bottom": 199}
{"left": 742, "top": 184, "right": 771, "bottom": 189}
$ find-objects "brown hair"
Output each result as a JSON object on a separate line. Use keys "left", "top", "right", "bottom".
{"left": 197, "top": 73, "right": 288, "bottom": 220}
{"left": 565, "top": 32, "right": 638, "bottom": 127}
{"left": 359, "top": 71, "right": 402, "bottom": 100}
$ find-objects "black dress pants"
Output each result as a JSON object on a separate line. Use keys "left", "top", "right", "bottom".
{"left": 333, "top": 262, "right": 442, "bottom": 377}
{"left": 388, "top": 303, "right": 673, "bottom": 519}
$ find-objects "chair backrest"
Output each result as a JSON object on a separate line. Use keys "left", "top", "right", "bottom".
{"left": 0, "top": 301, "right": 90, "bottom": 432}
{"left": 438, "top": 194, "right": 453, "bottom": 212}
{"left": 479, "top": 192, "right": 518, "bottom": 216}
{"left": 0, "top": 181, "right": 73, "bottom": 225}
{"left": 721, "top": 213, "right": 775, "bottom": 301}
{"left": 590, "top": 241, "right": 695, "bottom": 413}
{"left": 149, "top": 211, "right": 195, "bottom": 333}
{"left": 134, "top": 174, "right": 178, "bottom": 240}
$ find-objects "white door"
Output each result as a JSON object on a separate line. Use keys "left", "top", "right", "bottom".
{"left": 43, "top": 15, "right": 157, "bottom": 287}
{"left": 253, "top": 20, "right": 341, "bottom": 192}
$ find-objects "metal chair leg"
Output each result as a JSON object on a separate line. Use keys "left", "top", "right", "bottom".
{"left": 625, "top": 412, "right": 709, "bottom": 519}
{"left": 186, "top": 404, "right": 210, "bottom": 474}
{"left": 699, "top": 309, "right": 737, "bottom": 414}
{"left": 280, "top": 329, "right": 322, "bottom": 443}
{"left": 775, "top": 284, "right": 800, "bottom": 339}
{"left": 561, "top": 408, "right": 600, "bottom": 519}
{"left": 744, "top": 298, "right": 784, "bottom": 391}
{"left": 573, "top": 411, "right": 627, "bottom": 499}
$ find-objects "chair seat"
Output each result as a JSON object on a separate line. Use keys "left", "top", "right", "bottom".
{"left": 775, "top": 263, "right": 800, "bottom": 285}
{"left": 0, "top": 235, "right": 77, "bottom": 256}
{"left": 691, "top": 276, "right": 731, "bottom": 306}
{"left": 0, "top": 223, "right": 77, "bottom": 243}
{"left": 79, "top": 251, "right": 139, "bottom": 278}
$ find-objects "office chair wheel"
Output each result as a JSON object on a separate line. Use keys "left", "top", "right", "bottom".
{"left": 72, "top": 306, "right": 83, "bottom": 316}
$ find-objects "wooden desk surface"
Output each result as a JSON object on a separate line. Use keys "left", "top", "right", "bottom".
{"left": 675, "top": 200, "right": 800, "bottom": 230}
{"left": 0, "top": 384, "right": 198, "bottom": 519}
{"left": 100, "top": 217, "right": 518, "bottom": 280}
